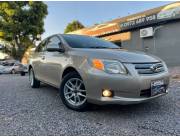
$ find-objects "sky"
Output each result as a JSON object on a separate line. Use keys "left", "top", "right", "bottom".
{"left": 42, "top": 1, "right": 172, "bottom": 39}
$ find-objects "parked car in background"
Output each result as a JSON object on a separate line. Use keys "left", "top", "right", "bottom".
{"left": 29, "top": 34, "right": 170, "bottom": 111}
{"left": 0, "top": 65, "right": 5, "bottom": 74}
{"left": 0, "top": 60, "right": 28, "bottom": 76}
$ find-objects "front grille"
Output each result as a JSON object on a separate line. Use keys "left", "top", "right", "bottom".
{"left": 134, "top": 62, "right": 165, "bottom": 74}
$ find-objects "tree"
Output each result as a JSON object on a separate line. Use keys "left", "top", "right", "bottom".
{"left": 64, "top": 20, "right": 85, "bottom": 34}
{"left": 0, "top": 1, "right": 48, "bottom": 60}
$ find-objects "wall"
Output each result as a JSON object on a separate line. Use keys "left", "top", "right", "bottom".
{"left": 121, "top": 21, "right": 180, "bottom": 67}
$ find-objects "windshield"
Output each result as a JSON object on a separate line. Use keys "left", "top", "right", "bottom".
{"left": 62, "top": 35, "right": 120, "bottom": 49}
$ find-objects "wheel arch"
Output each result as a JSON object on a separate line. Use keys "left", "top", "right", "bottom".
{"left": 61, "top": 66, "right": 82, "bottom": 80}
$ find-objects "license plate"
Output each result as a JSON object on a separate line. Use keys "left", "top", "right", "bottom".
{"left": 151, "top": 80, "right": 165, "bottom": 96}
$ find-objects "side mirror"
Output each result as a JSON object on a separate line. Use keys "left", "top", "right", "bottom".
{"left": 46, "top": 43, "right": 65, "bottom": 52}
{"left": 47, "top": 47, "right": 65, "bottom": 52}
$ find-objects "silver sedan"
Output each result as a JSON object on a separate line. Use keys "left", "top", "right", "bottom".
{"left": 28, "top": 34, "right": 170, "bottom": 111}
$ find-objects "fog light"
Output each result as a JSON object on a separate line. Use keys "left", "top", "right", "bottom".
{"left": 102, "top": 89, "right": 113, "bottom": 97}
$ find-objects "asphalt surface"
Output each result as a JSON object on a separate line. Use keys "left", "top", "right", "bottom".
{"left": 0, "top": 74, "right": 179, "bottom": 135}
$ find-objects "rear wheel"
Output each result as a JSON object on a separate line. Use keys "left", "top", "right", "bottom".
{"left": 11, "top": 69, "right": 16, "bottom": 74}
{"left": 29, "top": 68, "right": 40, "bottom": 88}
{"left": 60, "top": 72, "right": 88, "bottom": 111}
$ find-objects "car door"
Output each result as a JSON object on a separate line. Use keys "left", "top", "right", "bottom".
{"left": 41, "top": 36, "right": 65, "bottom": 87}
{"left": 13, "top": 63, "right": 19, "bottom": 72}
{"left": 33, "top": 40, "right": 47, "bottom": 80}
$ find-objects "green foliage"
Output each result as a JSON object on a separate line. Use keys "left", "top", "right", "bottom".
{"left": 64, "top": 20, "right": 85, "bottom": 34}
{"left": 0, "top": 1, "right": 48, "bottom": 60}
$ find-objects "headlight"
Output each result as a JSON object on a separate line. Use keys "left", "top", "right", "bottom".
{"left": 90, "top": 59, "right": 127, "bottom": 74}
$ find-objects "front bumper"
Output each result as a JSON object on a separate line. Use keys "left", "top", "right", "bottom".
{"left": 88, "top": 90, "right": 168, "bottom": 105}
{"left": 82, "top": 63, "right": 170, "bottom": 105}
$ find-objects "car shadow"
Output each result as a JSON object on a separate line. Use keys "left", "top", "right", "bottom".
{"left": 37, "top": 83, "right": 60, "bottom": 97}
{"left": 89, "top": 102, "right": 161, "bottom": 113}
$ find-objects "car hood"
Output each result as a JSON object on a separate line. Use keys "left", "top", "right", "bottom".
{"left": 71, "top": 48, "right": 162, "bottom": 63}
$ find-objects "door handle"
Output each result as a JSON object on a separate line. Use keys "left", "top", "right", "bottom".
{"left": 41, "top": 56, "right": 45, "bottom": 60}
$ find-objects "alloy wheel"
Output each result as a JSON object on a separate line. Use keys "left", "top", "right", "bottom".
{"left": 63, "top": 78, "right": 86, "bottom": 106}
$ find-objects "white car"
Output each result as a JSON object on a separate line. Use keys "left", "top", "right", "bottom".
{"left": 0, "top": 65, "right": 5, "bottom": 74}
{"left": 0, "top": 62, "right": 27, "bottom": 76}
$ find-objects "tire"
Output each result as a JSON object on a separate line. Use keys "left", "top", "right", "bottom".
{"left": 20, "top": 72, "right": 26, "bottom": 76}
{"left": 60, "top": 72, "right": 88, "bottom": 111}
{"left": 29, "top": 68, "right": 40, "bottom": 88}
{"left": 11, "top": 69, "right": 16, "bottom": 74}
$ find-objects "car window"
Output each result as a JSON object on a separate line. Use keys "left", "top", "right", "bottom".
{"left": 14, "top": 63, "right": 20, "bottom": 66}
{"left": 7, "top": 63, "right": 14, "bottom": 66}
{"left": 46, "top": 36, "right": 61, "bottom": 49}
{"left": 62, "top": 34, "right": 120, "bottom": 49}
{"left": 36, "top": 40, "right": 47, "bottom": 52}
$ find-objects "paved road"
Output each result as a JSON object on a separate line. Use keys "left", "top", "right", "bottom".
{"left": 0, "top": 74, "right": 179, "bottom": 135}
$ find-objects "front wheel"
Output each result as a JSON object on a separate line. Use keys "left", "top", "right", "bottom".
{"left": 60, "top": 72, "right": 88, "bottom": 111}
{"left": 29, "top": 68, "right": 40, "bottom": 88}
